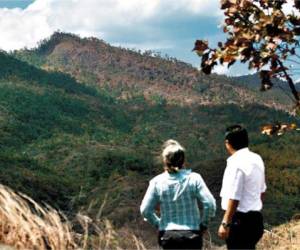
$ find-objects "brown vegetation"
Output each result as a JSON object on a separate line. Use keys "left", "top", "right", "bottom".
{"left": 0, "top": 184, "right": 146, "bottom": 250}
{"left": 14, "top": 32, "right": 296, "bottom": 111}
{"left": 0, "top": 184, "right": 75, "bottom": 249}
{"left": 258, "top": 218, "right": 300, "bottom": 250}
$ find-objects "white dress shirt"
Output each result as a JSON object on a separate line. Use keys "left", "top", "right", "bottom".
{"left": 220, "top": 148, "right": 266, "bottom": 213}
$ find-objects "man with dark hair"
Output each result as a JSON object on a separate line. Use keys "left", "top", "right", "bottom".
{"left": 218, "top": 125, "right": 266, "bottom": 249}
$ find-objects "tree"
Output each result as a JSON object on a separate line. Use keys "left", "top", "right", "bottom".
{"left": 194, "top": 0, "right": 300, "bottom": 115}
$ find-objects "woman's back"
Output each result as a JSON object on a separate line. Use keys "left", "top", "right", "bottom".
{"left": 140, "top": 139, "right": 216, "bottom": 249}
{"left": 152, "top": 169, "right": 200, "bottom": 230}
{"left": 142, "top": 169, "right": 215, "bottom": 231}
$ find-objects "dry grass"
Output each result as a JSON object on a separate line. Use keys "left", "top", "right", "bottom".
{"left": 0, "top": 184, "right": 76, "bottom": 249}
{"left": 201, "top": 220, "right": 300, "bottom": 250}
{"left": 2, "top": 182, "right": 298, "bottom": 250}
{"left": 258, "top": 219, "right": 300, "bottom": 250}
{"left": 0, "top": 184, "right": 146, "bottom": 250}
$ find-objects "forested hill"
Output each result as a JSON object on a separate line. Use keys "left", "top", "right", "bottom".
{"left": 0, "top": 32, "right": 299, "bottom": 247}
{"left": 13, "top": 32, "right": 294, "bottom": 111}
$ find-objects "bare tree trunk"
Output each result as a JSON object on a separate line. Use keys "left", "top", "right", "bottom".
{"left": 277, "top": 59, "right": 300, "bottom": 105}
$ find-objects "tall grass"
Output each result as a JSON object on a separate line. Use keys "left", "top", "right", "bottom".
{"left": 0, "top": 184, "right": 76, "bottom": 249}
{"left": 0, "top": 184, "right": 146, "bottom": 250}
{"left": 258, "top": 220, "right": 300, "bottom": 250}
{"left": 2, "top": 182, "right": 298, "bottom": 250}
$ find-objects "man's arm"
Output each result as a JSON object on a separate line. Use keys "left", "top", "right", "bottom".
{"left": 218, "top": 168, "right": 244, "bottom": 239}
{"left": 261, "top": 176, "right": 267, "bottom": 202}
{"left": 218, "top": 199, "right": 239, "bottom": 239}
{"left": 261, "top": 192, "right": 265, "bottom": 202}
{"left": 140, "top": 181, "right": 160, "bottom": 228}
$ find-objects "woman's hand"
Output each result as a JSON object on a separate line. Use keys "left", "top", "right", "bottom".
{"left": 218, "top": 224, "right": 230, "bottom": 240}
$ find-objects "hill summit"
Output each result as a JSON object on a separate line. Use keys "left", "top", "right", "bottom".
{"left": 13, "top": 32, "right": 295, "bottom": 111}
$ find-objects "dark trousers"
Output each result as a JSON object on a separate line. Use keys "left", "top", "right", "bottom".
{"left": 226, "top": 211, "right": 264, "bottom": 250}
{"left": 158, "top": 230, "right": 203, "bottom": 250}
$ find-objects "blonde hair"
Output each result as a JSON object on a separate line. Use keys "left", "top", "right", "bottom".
{"left": 162, "top": 140, "right": 185, "bottom": 173}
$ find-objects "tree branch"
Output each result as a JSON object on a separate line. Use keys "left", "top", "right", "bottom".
{"left": 277, "top": 59, "right": 300, "bottom": 104}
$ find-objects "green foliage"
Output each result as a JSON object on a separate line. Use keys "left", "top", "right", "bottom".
{"left": 0, "top": 52, "right": 96, "bottom": 96}
{"left": 253, "top": 133, "right": 300, "bottom": 224}
{"left": 0, "top": 85, "right": 91, "bottom": 144}
{"left": 0, "top": 151, "right": 75, "bottom": 209}
{"left": 149, "top": 94, "right": 167, "bottom": 106}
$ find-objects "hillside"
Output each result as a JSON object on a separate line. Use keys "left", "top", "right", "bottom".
{"left": 0, "top": 33, "right": 299, "bottom": 247}
{"left": 13, "top": 32, "right": 295, "bottom": 111}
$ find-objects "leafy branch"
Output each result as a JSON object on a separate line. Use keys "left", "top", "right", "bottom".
{"left": 194, "top": 0, "right": 300, "bottom": 114}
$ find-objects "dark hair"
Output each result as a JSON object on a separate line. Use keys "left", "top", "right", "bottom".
{"left": 225, "top": 125, "right": 249, "bottom": 150}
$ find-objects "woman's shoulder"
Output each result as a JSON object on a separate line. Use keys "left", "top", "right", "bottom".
{"left": 187, "top": 170, "right": 201, "bottom": 178}
{"left": 149, "top": 172, "right": 168, "bottom": 184}
{"left": 187, "top": 171, "right": 205, "bottom": 184}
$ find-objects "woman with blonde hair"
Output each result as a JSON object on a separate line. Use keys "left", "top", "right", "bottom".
{"left": 140, "top": 140, "right": 216, "bottom": 249}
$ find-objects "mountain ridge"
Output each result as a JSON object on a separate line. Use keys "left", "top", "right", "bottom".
{"left": 13, "top": 32, "right": 295, "bottom": 111}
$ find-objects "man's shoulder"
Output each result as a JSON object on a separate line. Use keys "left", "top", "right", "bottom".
{"left": 227, "top": 148, "right": 264, "bottom": 174}
{"left": 238, "top": 150, "right": 265, "bottom": 174}
{"left": 230, "top": 148, "right": 263, "bottom": 162}
{"left": 247, "top": 150, "right": 264, "bottom": 163}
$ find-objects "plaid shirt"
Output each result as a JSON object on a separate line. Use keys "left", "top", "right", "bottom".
{"left": 140, "top": 169, "right": 216, "bottom": 230}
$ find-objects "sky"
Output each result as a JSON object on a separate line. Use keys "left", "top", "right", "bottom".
{"left": 0, "top": 0, "right": 251, "bottom": 75}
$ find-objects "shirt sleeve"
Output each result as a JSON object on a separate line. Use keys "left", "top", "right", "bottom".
{"left": 194, "top": 175, "right": 216, "bottom": 226}
{"left": 261, "top": 182, "right": 267, "bottom": 193}
{"left": 261, "top": 161, "right": 267, "bottom": 193}
{"left": 140, "top": 180, "right": 160, "bottom": 228}
{"left": 229, "top": 168, "right": 244, "bottom": 200}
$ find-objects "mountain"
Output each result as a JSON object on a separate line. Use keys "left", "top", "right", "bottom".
{"left": 13, "top": 32, "right": 296, "bottom": 111}
{"left": 230, "top": 73, "right": 300, "bottom": 95}
{"left": 0, "top": 32, "right": 299, "bottom": 246}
